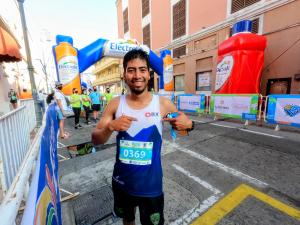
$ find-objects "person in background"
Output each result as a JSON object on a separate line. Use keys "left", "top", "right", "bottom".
{"left": 81, "top": 89, "right": 92, "bottom": 124}
{"left": 37, "top": 90, "right": 46, "bottom": 113}
{"left": 89, "top": 86, "right": 101, "bottom": 123}
{"left": 104, "top": 87, "right": 113, "bottom": 106}
{"left": 54, "top": 82, "right": 69, "bottom": 139}
{"left": 8, "top": 88, "right": 18, "bottom": 109}
{"left": 70, "top": 88, "right": 83, "bottom": 129}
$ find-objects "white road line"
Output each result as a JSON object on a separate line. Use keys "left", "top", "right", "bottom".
{"left": 170, "top": 195, "right": 221, "bottom": 225}
{"left": 172, "top": 164, "right": 221, "bottom": 195}
{"left": 239, "top": 128, "right": 283, "bottom": 139}
{"left": 211, "top": 123, "right": 236, "bottom": 129}
{"left": 165, "top": 140, "right": 268, "bottom": 188}
{"left": 57, "top": 142, "right": 66, "bottom": 148}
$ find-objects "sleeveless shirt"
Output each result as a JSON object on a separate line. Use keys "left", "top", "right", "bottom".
{"left": 112, "top": 94, "right": 163, "bottom": 197}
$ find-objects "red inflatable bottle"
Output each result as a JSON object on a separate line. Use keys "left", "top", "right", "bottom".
{"left": 215, "top": 20, "right": 267, "bottom": 94}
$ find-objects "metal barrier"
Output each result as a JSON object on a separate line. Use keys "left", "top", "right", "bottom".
{"left": 20, "top": 99, "right": 37, "bottom": 132}
{"left": 0, "top": 99, "right": 37, "bottom": 195}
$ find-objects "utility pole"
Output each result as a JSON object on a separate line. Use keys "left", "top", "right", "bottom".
{"left": 17, "top": 0, "right": 42, "bottom": 126}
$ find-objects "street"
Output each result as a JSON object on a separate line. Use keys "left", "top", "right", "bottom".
{"left": 58, "top": 116, "right": 300, "bottom": 225}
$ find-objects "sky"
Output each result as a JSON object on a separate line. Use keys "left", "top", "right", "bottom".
{"left": 20, "top": 0, "right": 118, "bottom": 87}
{"left": 26, "top": 0, "right": 118, "bottom": 48}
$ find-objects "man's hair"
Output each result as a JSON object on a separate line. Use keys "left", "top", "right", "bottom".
{"left": 123, "top": 49, "right": 150, "bottom": 71}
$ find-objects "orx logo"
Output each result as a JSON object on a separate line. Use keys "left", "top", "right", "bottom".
{"left": 145, "top": 112, "right": 159, "bottom": 117}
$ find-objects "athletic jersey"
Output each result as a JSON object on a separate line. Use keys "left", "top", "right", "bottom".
{"left": 113, "top": 94, "right": 163, "bottom": 197}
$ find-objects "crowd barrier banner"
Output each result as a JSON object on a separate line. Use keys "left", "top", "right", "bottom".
{"left": 210, "top": 94, "right": 259, "bottom": 119}
{"left": 266, "top": 94, "right": 300, "bottom": 127}
{"left": 177, "top": 94, "right": 205, "bottom": 113}
{"left": 158, "top": 93, "right": 175, "bottom": 103}
{"left": 21, "top": 103, "right": 61, "bottom": 225}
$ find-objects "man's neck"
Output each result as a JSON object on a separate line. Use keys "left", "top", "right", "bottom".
{"left": 128, "top": 91, "right": 151, "bottom": 103}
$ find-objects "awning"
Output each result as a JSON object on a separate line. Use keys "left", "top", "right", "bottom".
{"left": 0, "top": 26, "right": 21, "bottom": 62}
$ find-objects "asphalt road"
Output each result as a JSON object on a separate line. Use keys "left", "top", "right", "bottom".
{"left": 59, "top": 116, "right": 300, "bottom": 225}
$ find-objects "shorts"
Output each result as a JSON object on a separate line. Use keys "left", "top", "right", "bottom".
{"left": 56, "top": 109, "right": 65, "bottom": 120}
{"left": 112, "top": 183, "right": 164, "bottom": 225}
{"left": 10, "top": 100, "right": 17, "bottom": 104}
{"left": 92, "top": 104, "right": 100, "bottom": 112}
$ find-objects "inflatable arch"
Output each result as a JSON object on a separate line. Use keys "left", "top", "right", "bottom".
{"left": 52, "top": 35, "right": 174, "bottom": 95}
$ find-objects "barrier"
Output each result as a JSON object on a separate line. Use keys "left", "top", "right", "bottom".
{"left": 0, "top": 100, "right": 36, "bottom": 193}
{"left": 209, "top": 94, "right": 259, "bottom": 120}
{"left": 21, "top": 103, "right": 62, "bottom": 225}
{"left": 266, "top": 94, "right": 300, "bottom": 128}
{"left": 177, "top": 94, "right": 205, "bottom": 114}
{"left": 20, "top": 99, "right": 37, "bottom": 132}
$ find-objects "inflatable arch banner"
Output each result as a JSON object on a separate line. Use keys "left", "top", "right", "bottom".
{"left": 53, "top": 35, "right": 174, "bottom": 95}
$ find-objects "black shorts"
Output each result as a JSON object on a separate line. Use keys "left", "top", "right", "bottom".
{"left": 92, "top": 104, "right": 100, "bottom": 111}
{"left": 10, "top": 100, "right": 17, "bottom": 104}
{"left": 112, "top": 183, "right": 164, "bottom": 225}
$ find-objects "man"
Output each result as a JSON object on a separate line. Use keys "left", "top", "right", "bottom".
{"left": 8, "top": 88, "right": 18, "bottom": 109}
{"left": 89, "top": 86, "right": 101, "bottom": 122}
{"left": 92, "top": 49, "right": 193, "bottom": 225}
{"left": 104, "top": 87, "right": 113, "bottom": 105}
{"left": 54, "top": 82, "right": 69, "bottom": 139}
{"left": 70, "top": 88, "right": 83, "bottom": 129}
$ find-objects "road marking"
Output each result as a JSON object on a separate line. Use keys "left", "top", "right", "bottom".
{"left": 192, "top": 184, "right": 300, "bottom": 224}
{"left": 170, "top": 195, "right": 221, "bottom": 225}
{"left": 192, "top": 119, "right": 206, "bottom": 123}
{"left": 210, "top": 123, "right": 236, "bottom": 129}
{"left": 239, "top": 128, "right": 283, "bottom": 139}
{"left": 165, "top": 140, "right": 268, "bottom": 188}
{"left": 172, "top": 164, "right": 221, "bottom": 195}
{"left": 57, "top": 142, "right": 66, "bottom": 148}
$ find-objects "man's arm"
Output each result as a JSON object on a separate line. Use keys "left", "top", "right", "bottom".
{"left": 92, "top": 97, "right": 137, "bottom": 145}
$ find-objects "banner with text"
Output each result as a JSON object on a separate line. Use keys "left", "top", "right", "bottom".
{"left": 21, "top": 103, "right": 62, "bottom": 225}
{"left": 266, "top": 94, "right": 300, "bottom": 127}
{"left": 177, "top": 94, "right": 205, "bottom": 113}
{"left": 210, "top": 94, "right": 258, "bottom": 119}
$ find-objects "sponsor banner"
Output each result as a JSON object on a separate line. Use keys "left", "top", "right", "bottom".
{"left": 266, "top": 95, "right": 300, "bottom": 127}
{"left": 177, "top": 94, "right": 205, "bottom": 113}
{"left": 210, "top": 94, "right": 258, "bottom": 119}
{"left": 21, "top": 103, "right": 62, "bottom": 225}
{"left": 104, "top": 40, "right": 150, "bottom": 58}
{"left": 158, "top": 93, "right": 175, "bottom": 102}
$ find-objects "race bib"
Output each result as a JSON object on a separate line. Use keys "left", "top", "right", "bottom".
{"left": 119, "top": 140, "right": 153, "bottom": 165}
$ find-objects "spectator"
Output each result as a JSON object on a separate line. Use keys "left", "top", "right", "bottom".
{"left": 81, "top": 89, "right": 92, "bottom": 124}
{"left": 54, "top": 82, "right": 69, "bottom": 139}
{"left": 8, "top": 88, "right": 18, "bottom": 109}
{"left": 89, "top": 87, "right": 101, "bottom": 123}
{"left": 70, "top": 88, "right": 83, "bottom": 129}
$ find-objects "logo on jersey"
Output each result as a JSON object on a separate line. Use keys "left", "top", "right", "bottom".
{"left": 145, "top": 112, "right": 159, "bottom": 117}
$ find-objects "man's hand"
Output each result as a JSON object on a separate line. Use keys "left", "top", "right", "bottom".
{"left": 163, "top": 111, "right": 192, "bottom": 131}
{"left": 108, "top": 114, "right": 137, "bottom": 132}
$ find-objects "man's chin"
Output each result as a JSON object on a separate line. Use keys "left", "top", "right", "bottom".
{"left": 130, "top": 87, "right": 147, "bottom": 95}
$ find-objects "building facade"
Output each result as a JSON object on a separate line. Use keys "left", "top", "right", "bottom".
{"left": 116, "top": 0, "right": 300, "bottom": 95}
{"left": 93, "top": 57, "right": 124, "bottom": 94}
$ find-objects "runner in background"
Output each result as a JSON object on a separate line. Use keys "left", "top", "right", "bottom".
{"left": 8, "top": 88, "right": 18, "bottom": 109}
{"left": 81, "top": 89, "right": 92, "bottom": 124}
{"left": 89, "top": 87, "right": 101, "bottom": 123}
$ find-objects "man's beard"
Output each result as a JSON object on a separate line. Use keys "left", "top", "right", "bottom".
{"left": 128, "top": 78, "right": 148, "bottom": 95}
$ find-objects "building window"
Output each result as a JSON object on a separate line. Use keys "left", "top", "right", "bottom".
{"left": 173, "top": 45, "right": 186, "bottom": 58}
{"left": 196, "top": 71, "right": 211, "bottom": 91}
{"left": 174, "top": 75, "right": 185, "bottom": 91}
{"left": 143, "top": 24, "right": 151, "bottom": 47}
{"left": 231, "top": 0, "right": 261, "bottom": 13}
{"left": 142, "top": 0, "right": 150, "bottom": 18}
{"left": 173, "top": 0, "right": 186, "bottom": 40}
{"left": 123, "top": 8, "right": 129, "bottom": 34}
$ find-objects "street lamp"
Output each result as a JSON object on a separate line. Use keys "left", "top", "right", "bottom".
{"left": 17, "top": 0, "right": 42, "bottom": 126}
{"left": 35, "top": 58, "right": 49, "bottom": 93}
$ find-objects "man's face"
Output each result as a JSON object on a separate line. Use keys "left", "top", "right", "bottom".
{"left": 124, "top": 58, "right": 150, "bottom": 95}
